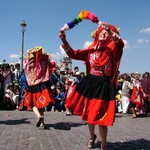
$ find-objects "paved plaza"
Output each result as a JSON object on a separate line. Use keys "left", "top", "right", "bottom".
{"left": 0, "top": 110, "right": 150, "bottom": 150}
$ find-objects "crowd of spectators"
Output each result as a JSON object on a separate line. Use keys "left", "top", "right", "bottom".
{"left": 0, "top": 63, "right": 21, "bottom": 110}
{"left": 0, "top": 63, "right": 83, "bottom": 114}
{"left": 116, "top": 71, "right": 150, "bottom": 118}
{"left": 0, "top": 62, "right": 150, "bottom": 118}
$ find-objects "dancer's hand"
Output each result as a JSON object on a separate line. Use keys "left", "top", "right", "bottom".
{"left": 59, "top": 31, "right": 66, "bottom": 41}
{"left": 59, "top": 30, "right": 69, "bottom": 45}
{"left": 91, "top": 16, "right": 99, "bottom": 23}
{"left": 49, "top": 54, "right": 55, "bottom": 62}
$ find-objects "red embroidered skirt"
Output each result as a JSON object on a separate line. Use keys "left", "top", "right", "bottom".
{"left": 24, "top": 81, "right": 54, "bottom": 108}
{"left": 65, "top": 74, "right": 116, "bottom": 126}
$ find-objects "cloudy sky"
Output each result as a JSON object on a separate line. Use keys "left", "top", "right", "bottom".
{"left": 0, "top": 0, "right": 150, "bottom": 74}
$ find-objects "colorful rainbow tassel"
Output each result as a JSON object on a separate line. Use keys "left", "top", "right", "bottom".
{"left": 61, "top": 10, "right": 99, "bottom": 31}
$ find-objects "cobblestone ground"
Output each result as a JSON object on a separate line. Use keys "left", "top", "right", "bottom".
{"left": 0, "top": 110, "right": 150, "bottom": 150}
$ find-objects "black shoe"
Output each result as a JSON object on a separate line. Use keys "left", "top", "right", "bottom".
{"left": 36, "top": 116, "right": 44, "bottom": 127}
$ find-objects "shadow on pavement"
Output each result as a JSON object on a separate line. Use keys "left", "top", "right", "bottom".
{"left": 47, "top": 121, "right": 87, "bottom": 130}
{"left": 94, "top": 138, "right": 150, "bottom": 150}
{"left": 0, "top": 118, "right": 30, "bottom": 125}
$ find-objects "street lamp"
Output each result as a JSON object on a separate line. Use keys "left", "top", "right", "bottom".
{"left": 3, "top": 59, "right": 6, "bottom": 64}
{"left": 20, "top": 20, "right": 27, "bottom": 72}
{"left": 3, "top": 59, "right": 6, "bottom": 68}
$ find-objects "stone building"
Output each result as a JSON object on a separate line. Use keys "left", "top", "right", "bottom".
{"left": 57, "top": 56, "right": 72, "bottom": 71}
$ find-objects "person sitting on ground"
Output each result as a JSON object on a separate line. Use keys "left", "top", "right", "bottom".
{"left": 5, "top": 83, "right": 18, "bottom": 110}
{"left": 54, "top": 87, "right": 66, "bottom": 112}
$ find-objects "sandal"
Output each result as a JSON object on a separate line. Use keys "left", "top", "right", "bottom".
{"left": 36, "top": 116, "right": 44, "bottom": 127}
{"left": 132, "top": 114, "right": 137, "bottom": 118}
{"left": 38, "top": 124, "right": 46, "bottom": 130}
{"left": 101, "top": 144, "right": 107, "bottom": 150}
{"left": 87, "top": 134, "right": 97, "bottom": 149}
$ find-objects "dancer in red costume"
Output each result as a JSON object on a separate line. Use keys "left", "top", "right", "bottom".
{"left": 59, "top": 10, "right": 124, "bottom": 149}
{"left": 24, "top": 46, "right": 55, "bottom": 129}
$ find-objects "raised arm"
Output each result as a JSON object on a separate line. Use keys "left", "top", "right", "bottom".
{"left": 59, "top": 31, "right": 88, "bottom": 61}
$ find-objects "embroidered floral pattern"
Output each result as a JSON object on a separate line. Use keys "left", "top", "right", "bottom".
{"left": 89, "top": 50, "right": 113, "bottom": 76}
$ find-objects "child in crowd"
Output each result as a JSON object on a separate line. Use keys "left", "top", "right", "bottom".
{"left": 5, "top": 83, "right": 19, "bottom": 110}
